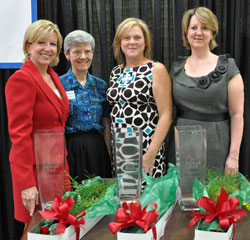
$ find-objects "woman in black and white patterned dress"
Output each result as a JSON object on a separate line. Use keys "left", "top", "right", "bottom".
{"left": 107, "top": 18, "right": 173, "bottom": 181}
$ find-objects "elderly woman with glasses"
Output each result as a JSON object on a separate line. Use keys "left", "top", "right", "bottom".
{"left": 60, "top": 30, "right": 112, "bottom": 183}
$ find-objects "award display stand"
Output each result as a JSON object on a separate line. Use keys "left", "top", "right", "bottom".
{"left": 175, "top": 126, "right": 207, "bottom": 211}
{"left": 113, "top": 127, "right": 143, "bottom": 205}
{"left": 34, "top": 129, "right": 65, "bottom": 210}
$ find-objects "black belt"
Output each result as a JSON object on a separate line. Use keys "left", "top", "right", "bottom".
{"left": 176, "top": 108, "right": 229, "bottom": 122}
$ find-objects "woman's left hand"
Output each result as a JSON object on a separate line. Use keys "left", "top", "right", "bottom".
{"left": 225, "top": 155, "right": 239, "bottom": 175}
{"left": 21, "top": 186, "right": 39, "bottom": 216}
{"left": 142, "top": 152, "right": 155, "bottom": 176}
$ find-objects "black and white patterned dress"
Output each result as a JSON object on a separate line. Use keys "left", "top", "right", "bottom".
{"left": 107, "top": 62, "right": 166, "bottom": 179}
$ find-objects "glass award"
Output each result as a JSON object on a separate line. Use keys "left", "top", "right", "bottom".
{"left": 34, "top": 129, "right": 65, "bottom": 210}
{"left": 175, "top": 126, "right": 206, "bottom": 211}
{"left": 112, "top": 127, "right": 142, "bottom": 205}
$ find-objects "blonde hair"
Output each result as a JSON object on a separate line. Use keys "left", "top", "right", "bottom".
{"left": 113, "top": 17, "right": 152, "bottom": 66}
{"left": 182, "top": 7, "right": 218, "bottom": 50}
{"left": 23, "top": 19, "right": 62, "bottom": 66}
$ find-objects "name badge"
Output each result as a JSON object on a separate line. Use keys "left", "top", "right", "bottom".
{"left": 66, "top": 90, "right": 75, "bottom": 100}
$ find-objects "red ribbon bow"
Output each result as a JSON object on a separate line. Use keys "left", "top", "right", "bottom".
{"left": 189, "top": 186, "right": 247, "bottom": 239}
{"left": 108, "top": 199, "right": 160, "bottom": 240}
{"left": 39, "top": 196, "right": 86, "bottom": 240}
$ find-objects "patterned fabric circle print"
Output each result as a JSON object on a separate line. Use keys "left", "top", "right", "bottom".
{"left": 107, "top": 62, "right": 167, "bottom": 187}
{"left": 117, "top": 68, "right": 136, "bottom": 87}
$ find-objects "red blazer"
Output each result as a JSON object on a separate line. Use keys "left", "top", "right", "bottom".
{"left": 5, "top": 60, "right": 70, "bottom": 223}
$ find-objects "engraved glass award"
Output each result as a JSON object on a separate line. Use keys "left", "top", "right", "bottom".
{"left": 112, "top": 127, "right": 142, "bottom": 205}
{"left": 175, "top": 126, "right": 206, "bottom": 211}
{"left": 34, "top": 129, "right": 65, "bottom": 210}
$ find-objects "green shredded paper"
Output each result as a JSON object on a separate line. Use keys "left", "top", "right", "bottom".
{"left": 192, "top": 170, "right": 250, "bottom": 231}
{"left": 120, "top": 163, "right": 179, "bottom": 234}
{"left": 65, "top": 176, "right": 118, "bottom": 218}
{"left": 36, "top": 176, "right": 118, "bottom": 234}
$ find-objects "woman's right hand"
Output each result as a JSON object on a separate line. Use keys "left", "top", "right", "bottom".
{"left": 21, "top": 186, "right": 39, "bottom": 216}
{"left": 142, "top": 152, "right": 155, "bottom": 176}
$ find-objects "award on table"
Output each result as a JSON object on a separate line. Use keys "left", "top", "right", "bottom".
{"left": 175, "top": 126, "right": 207, "bottom": 211}
{"left": 33, "top": 129, "right": 65, "bottom": 210}
{"left": 112, "top": 127, "right": 143, "bottom": 205}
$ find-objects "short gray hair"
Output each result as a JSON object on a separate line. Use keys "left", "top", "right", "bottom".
{"left": 64, "top": 30, "right": 95, "bottom": 52}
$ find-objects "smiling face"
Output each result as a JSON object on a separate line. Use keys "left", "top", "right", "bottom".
{"left": 120, "top": 25, "right": 146, "bottom": 61}
{"left": 186, "top": 15, "right": 213, "bottom": 50}
{"left": 65, "top": 43, "right": 93, "bottom": 74}
{"left": 26, "top": 32, "right": 58, "bottom": 69}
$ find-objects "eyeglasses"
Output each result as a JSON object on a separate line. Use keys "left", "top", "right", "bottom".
{"left": 71, "top": 49, "right": 94, "bottom": 57}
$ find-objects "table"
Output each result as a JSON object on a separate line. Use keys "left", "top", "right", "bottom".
{"left": 22, "top": 204, "right": 250, "bottom": 240}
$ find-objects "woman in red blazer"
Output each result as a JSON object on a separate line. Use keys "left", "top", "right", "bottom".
{"left": 5, "top": 20, "right": 70, "bottom": 224}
